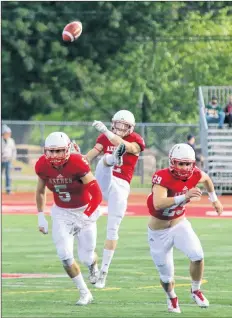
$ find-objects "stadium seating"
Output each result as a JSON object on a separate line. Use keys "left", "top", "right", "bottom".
{"left": 199, "top": 86, "right": 232, "bottom": 194}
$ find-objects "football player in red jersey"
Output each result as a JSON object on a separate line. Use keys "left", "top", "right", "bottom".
{"left": 147, "top": 143, "right": 223, "bottom": 313}
{"left": 35, "top": 132, "right": 102, "bottom": 306}
{"left": 85, "top": 110, "right": 145, "bottom": 288}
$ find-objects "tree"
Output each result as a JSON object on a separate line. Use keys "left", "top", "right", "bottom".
{"left": 2, "top": 1, "right": 232, "bottom": 122}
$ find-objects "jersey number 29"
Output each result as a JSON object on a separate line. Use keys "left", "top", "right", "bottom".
{"left": 162, "top": 201, "right": 185, "bottom": 217}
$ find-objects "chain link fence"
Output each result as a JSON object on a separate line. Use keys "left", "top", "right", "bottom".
{"left": 2, "top": 120, "right": 198, "bottom": 192}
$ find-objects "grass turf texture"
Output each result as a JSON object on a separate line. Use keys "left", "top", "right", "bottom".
{"left": 2, "top": 215, "right": 232, "bottom": 317}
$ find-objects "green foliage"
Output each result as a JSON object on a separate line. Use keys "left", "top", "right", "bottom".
{"left": 2, "top": 2, "right": 232, "bottom": 122}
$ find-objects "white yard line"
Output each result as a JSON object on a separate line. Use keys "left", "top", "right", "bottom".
{"left": 3, "top": 280, "right": 208, "bottom": 295}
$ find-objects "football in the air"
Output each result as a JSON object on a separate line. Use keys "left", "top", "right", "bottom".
{"left": 62, "top": 21, "right": 82, "bottom": 42}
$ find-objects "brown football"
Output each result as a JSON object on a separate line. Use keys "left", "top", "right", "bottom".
{"left": 62, "top": 21, "right": 82, "bottom": 42}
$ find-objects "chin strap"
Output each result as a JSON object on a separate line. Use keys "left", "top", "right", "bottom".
{"left": 83, "top": 180, "right": 102, "bottom": 217}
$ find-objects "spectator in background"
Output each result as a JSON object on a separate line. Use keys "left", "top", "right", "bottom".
{"left": 205, "top": 96, "right": 225, "bottom": 129}
{"left": 186, "top": 134, "right": 203, "bottom": 169}
{"left": 224, "top": 95, "right": 232, "bottom": 128}
{"left": 1, "top": 125, "right": 17, "bottom": 194}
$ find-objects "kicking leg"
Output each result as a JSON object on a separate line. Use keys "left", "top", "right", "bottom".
{"left": 95, "top": 143, "right": 126, "bottom": 198}
{"left": 95, "top": 155, "right": 114, "bottom": 198}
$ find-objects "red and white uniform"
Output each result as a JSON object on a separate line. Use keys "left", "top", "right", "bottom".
{"left": 96, "top": 132, "right": 145, "bottom": 184}
{"left": 147, "top": 167, "right": 204, "bottom": 282}
{"left": 35, "top": 153, "right": 91, "bottom": 209}
{"left": 95, "top": 131, "right": 145, "bottom": 241}
{"left": 35, "top": 153, "right": 99, "bottom": 265}
{"left": 147, "top": 167, "right": 202, "bottom": 220}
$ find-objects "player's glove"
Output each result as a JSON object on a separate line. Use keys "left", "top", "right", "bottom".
{"left": 92, "top": 120, "right": 115, "bottom": 140}
{"left": 38, "top": 212, "right": 48, "bottom": 234}
{"left": 92, "top": 120, "right": 108, "bottom": 133}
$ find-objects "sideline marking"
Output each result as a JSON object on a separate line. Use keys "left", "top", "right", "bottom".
{"left": 174, "top": 275, "right": 194, "bottom": 280}
{"left": 1, "top": 273, "right": 205, "bottom": 280}
{"left": 206, "top": 211, "right": 232, "bottom": 217}
{"left": 136, "top": 280, "right": 207, "bottom": 290}
{"left": 3, "top": 280, "right": 208, "bottom": 295}
{"left": 2, "top": 205, "right": 134, "bottom": 216}
{"left": 2, "top": 272, "right": 146, "bottom": 279}
{"left": 3, "top": 204, "right": 232, "bottom": 218}
{"left": 2, "top": 273, "right": 67, "bottom": 279}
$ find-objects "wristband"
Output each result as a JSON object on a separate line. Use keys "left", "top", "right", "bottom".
{"left": 174, "top": 194, "right": 186, "bottom": 205}
{"left": 105, "top": 130, "right": 115, "bottom": 140}
{"left": 208, "top": 191, "right": 218, "bottom": 202}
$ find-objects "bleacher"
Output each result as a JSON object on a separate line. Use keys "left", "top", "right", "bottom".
{"left": 199, "top": 86, "right": 232, "bottom": 194}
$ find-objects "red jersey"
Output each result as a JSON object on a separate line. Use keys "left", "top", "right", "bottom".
{"left": 35, "top": 154, "right": 91, "bottom": 208}
{"left": 96, "top": 132, "right": 145, "bottom": 183}
{"left": 225, "top": 103, "right": 232, "bottom": 114}
{"left": 147, "top": 167, "right": 202, "bottom": 220}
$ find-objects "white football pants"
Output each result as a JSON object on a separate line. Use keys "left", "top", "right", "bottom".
{"left": 51, "top": 204, "right": 100, "bottom": 266}
{"left": 95, "top": 156, "right": 130, "bottom": 240}
{"left": 148, "top": 218, "right": 204, "bottom": 283}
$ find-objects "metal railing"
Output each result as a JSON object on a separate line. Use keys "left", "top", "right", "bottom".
{"left": 2, "top": 120, "right": 199, "bottom": 157}
{"left": 198, "top": 85, "right": 232, "bottom": 194}
{"left": 200, "top": 86, "right": 232, "bottom": 105}
{"left": 198, "top": 86, "right": 208, "bottom": 171}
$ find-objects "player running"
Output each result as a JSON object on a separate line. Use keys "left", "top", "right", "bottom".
{"left": 147, "top": 143, "right": 223, "bottom": 313}
{"left": 35, "top": 132, "right": 102, "bottom": 305}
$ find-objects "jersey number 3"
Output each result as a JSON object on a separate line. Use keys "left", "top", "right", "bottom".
{"left": 54, "top": 185, "right": 71, "bottom": 202}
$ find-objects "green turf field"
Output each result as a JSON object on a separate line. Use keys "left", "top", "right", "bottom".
{"left": 2, "top": 215, "right": 232, "bottom": 317}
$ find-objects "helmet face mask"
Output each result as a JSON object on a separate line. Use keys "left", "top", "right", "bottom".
{"left": 111, "top": 110, "right": 135, "bottom": 137}
{"left": 169, "top": 143, "right": 196, "bottom": 180}
{"left": 44, "top": 132, "right": 71, "bottom": 167}
{"left": 112, "top": 120, "right": 133, "bottom": 137}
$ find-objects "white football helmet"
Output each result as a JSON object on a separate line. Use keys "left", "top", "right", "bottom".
{"left": 169, "top": 143, "right": 196, "bottom": 180}
{"left": 44, "top": 132, "right": 71, "bottom": 167}
{"left": 111, "top": 110, "right": 135, "bottom": 137}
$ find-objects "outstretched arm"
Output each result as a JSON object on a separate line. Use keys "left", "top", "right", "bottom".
{"left": 198, "top": 171, "right": 223, "bottom": 215}
{"left": 92, "top": 120, "right": 141, "bottom": 154}
{"left": 108, "top": 135, "right": 141, "bottom": 155}
{"left": 85, "top": 143, "right": 103, "bottom": 163}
